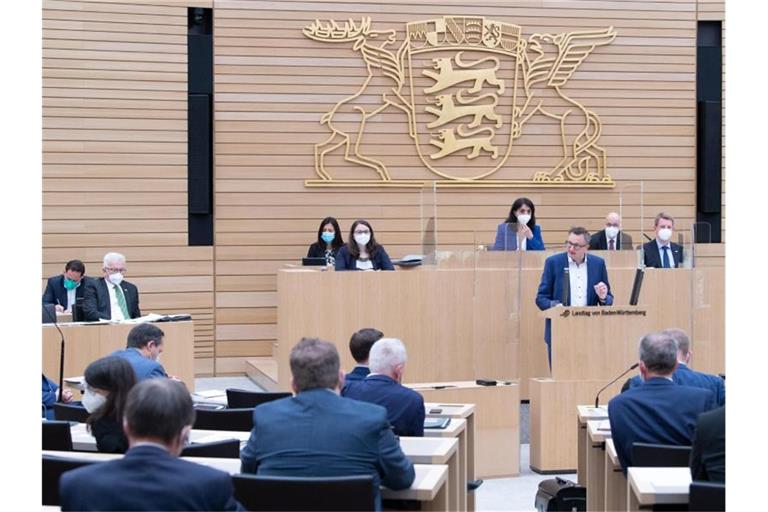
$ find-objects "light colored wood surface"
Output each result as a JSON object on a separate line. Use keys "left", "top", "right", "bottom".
{"left": 577, "top": 405, "right": 608, "bottom": 486}
{"left": 425, "top": 405, "right": 474, "bottom": 512}
{"left": 604, "top": 438, "right": 627, "bottom": 512}
{"left": 413, "top": 381, "right": 519, "bottom": 479}
{"left": 586, "top": 419, "right": 612, "bottom": 512}
{"left": 627, "top": 467, "right": 691, "bottom": 509}
{"left": 42, "top": 320, "right": 195, "bottom": 391}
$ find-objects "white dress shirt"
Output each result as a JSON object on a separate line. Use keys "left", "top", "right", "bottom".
{"left": 355, "top": 259, "right": 374, "bottom": 271}
{"left": 568, "top": 254, "right": 588, "bottom": 307}
{"left": 518, "top": 236, "right": 527, "bottom": 251}
{"left": 105, "top": 278, "right": 126, "bottom": 321}
{"left": 66, "top": 286, "right": 77, "bottom": 312}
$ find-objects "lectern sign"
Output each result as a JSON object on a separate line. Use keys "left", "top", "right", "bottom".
{"left": 303, "top": 16, "right": 617, "bottom": 188}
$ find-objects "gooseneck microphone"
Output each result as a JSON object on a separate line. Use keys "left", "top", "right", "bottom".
{"left": 594, "top": 362, "right": 639, "bottom": 408}
{"left": 43, "top": 306, "right": 67, "bottom": 402}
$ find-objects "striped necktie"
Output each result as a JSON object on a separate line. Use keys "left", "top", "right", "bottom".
{"left": 114, "top": 284, "right": 130, "bottom": 318}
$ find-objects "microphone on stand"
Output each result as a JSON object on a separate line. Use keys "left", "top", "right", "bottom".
{"left": 594, "top": 362, "right": 639, "bottom": 408}
{"left": 43, "top": 305, "right": 67, "bottom": 402}
{"left": 561, "top": 268, "right": 570, "bottom": 306}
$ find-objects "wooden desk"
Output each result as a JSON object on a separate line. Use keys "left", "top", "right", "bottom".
{"left": 400, "top": 437, "right": 459, "bottom": 512}
{"left": 577, "top": 405, "right": 608, "bottom": 486}
{"left": 70, "top": 423, "right": 250, "bottom": 452}
{"left": 43, "top": 320, "right": 195, "bottom": 391}
{"left": 627, "top": 467, "right": 691, "bottom": 510}
{"left": 586, "top": 420, "right": 611, "bottom": 512}
{"left": 44, "top": 450, "right": 449, "bottom": 510}
{"left": 604, "top": 439, "right": 626, "bottom": 512}
{"left": 426, "top": 404, "right": 474, "bottom": 512}
{"left": 414, "top": 381, "right": 519, "bottom": 479}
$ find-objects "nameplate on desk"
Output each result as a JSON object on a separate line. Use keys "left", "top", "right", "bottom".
{"left": 556, "top": 308, "right": 647, "bottom": 319}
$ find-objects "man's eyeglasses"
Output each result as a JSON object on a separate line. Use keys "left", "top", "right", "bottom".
{"left": 104, "top": 267, "right": 126, "bottom": 274}
{"left": 564, "top": 241, "right": 587, "bottom": 249}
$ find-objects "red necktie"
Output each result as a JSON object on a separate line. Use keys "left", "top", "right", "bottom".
{"left": 609, "top": 238, "right": 615, "bottom": 251}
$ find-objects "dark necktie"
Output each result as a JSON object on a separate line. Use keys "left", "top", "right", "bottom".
{"left": 608, "top": 238, "right": 615, "bottom": 251}
{"left": 662, "top": 246, "right": 671, "bottom": 268}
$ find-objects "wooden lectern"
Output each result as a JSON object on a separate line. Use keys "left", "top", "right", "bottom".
{"left": 529, "top": 305, "right": 653, "bottom": 473}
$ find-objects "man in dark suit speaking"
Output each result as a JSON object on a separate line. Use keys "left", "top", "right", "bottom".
{"left": 83, "top": 251, "right": 141, "bottom": 321}
{"left": 240, "top": 337, "right": 415, "bottom": 509}
{"left": 535, "top": 227, "right": 613, "bottom": 366}
{"left": 59, "top": 379, "right": 241, "bottom": 511}
{"left": 642, "top": 212, "right": 684, "bottom": 268}
{"left": 42, "top": 259, "right": 87, "bottom": 313}
{"left": 589, "top": 212, "right": 634, "bottom": 251}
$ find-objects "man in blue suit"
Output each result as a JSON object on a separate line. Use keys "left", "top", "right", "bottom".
{"left": 111, "top": 323, "right": 168, "bottom": 380}
{"left": 535, "top": 227, "right": 613, "bottom": 365}
{"left": 59, "top": 379, "right": 241, "bottom": 511}
{"left": 240, "top": 337, "right": 415, "bottom": 509}
{"left": 42, "top": 259, "right": 88, "bottom": 314}
{"left": 622, "top": 328, "right": 725, "bottom": 406}
{"left": 343, "top": 327, "right": 384, "bottom": 388}
{"left": 609, "top": 332, "right": 716, "bottom": 472}
{"left": 343, "top": 338, "right": 425, "bottom": 437}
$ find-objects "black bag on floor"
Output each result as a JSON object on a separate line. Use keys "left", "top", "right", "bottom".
{"left": 534, "top": 477, "right": 586, "bottom": 512}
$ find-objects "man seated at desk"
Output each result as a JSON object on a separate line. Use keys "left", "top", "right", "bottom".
{"left": 622, "top": 328, "right": 725, "bottom": 406}
{"left": 609, "top": 331, "right": 716, "bottom": 472}
{"left": 343, "top": 338, "right": 425, "bottom": 437}
{"left": 59, "top": 379, "right": 241, "bottom": 511}
{"left": 642, "top": 212, "right": 684, "bottom": 268}
{"left": 82, "top": 252, "right": 141, "bottom": 321}
{"left": 589, "top": 212, "right": 633, "bottom": 251}
{"left": 240, "top": 337, "right": 414, "bottom": 510}
{"left": 42, "top": 259, "right": 88, "bottom": 314}
{"left": 111, "top": 324, "right": 168, "bottom": 381}
{"left": 535, "top": 226, "right": 613, "bottom": 366}
{"left": 343, "top": 327, "right": 384, "bottom": 387}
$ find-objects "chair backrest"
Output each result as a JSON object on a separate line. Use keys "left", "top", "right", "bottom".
{"left": 180, "top": 438, "right": 241, "bottom": 458}
{"left": 232, "top": 474, "right": 375, "bottom": 511}
{"left": 43, "top": 421, "right": 73, "bottom": 451}
{"left": 226, "top": 389, "right": 291, "bottom": 409}
{"left": 193, "top": 407, "right": 254, "bottom": 431}
{"left": 689, "top": 481, "right": 725, "bottom": 512}
{"left": 632, "top": 443, "right": 692, "bottom": 467}
{"left": 53, "top": 403, "right": 89, "bottom": 423}
{"left": 42, "top": 455, "right": 98, "bottom": 506}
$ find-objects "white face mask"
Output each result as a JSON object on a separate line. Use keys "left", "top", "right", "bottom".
{"left": 108, "top": 273, "right": 124, "bottom": 286}
{"left": 354, "top": 233, "right": 371, "bottom": 246}
{"left": 605, "top": 226, "right": 620, "bottom": 239}
{"left": 82, "top": 388, "right": 107, "bottom": 413}
{"left": 657, "top": 227, "right": 673, "bottom": 242}
{"left": 516, "top": 214, "right": 531, "bottom": 226}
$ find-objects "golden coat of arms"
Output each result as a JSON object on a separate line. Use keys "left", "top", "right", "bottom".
{"left": 303, "top": 16, "right": 617, "bottom": 188}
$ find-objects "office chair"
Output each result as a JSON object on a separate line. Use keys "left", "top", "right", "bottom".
{"left": 42, "top": 420, "right": 73, "bottom": 451}
{"left": 232, "top": 474, "right": 375, "bottom": 511}
{"left": 193, "top": 407, "right": 254, "bottom": 431}
{"left": 226, "top": 388, "right": 291, "bottom": 409}
{"left": 180, "top": 438, "right": 241, "bottom": 458}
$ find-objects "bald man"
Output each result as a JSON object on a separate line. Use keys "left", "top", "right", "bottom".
{"left": 589, "top": 212, "right": 634, "bottom": 251}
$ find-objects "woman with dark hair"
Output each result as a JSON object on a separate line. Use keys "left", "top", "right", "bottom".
{"left": 307, "top": 216, "right": 345, "bottom": 266}
{"left": 83, "top": 355, "right": 137, "bottom": 453}
{"left": 335, "top": 219, "right": 394, "bottom": 271}
{"left": 492, "top": 197, "right": 545, "bottom": 251}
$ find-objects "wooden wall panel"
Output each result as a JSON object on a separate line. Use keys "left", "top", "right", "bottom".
{"left": 213, "top": 0, "right": 716, "bottom": 378}
{"left": 42, "top": 0, "right": 216, "bottom": 375}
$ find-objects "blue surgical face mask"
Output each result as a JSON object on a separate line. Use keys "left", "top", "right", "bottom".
{"left": 321, "top": 232, "right": 335, "bottom": 244}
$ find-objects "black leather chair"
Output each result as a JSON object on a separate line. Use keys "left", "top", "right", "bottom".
{"left": 53, "top": 403, "right": 89, "bottom": 423}
{"left": 688, "top": 481, "right": 725, "bottom": 511}
{"left": 42, "top": 421, "right": 73, "bottom": 451}
{"left": 632, "top": 443, "right": 692, "bottom": 467}
{"left": 42, "top": 455, "right": 98, "bottom": 505}
{"left": 226, "top": 388, "right": 291, "bottom": 409}
{"left": 180, "top": 438, "right": 241, "bottom": 458}
{"left": 232, "top": 474, "right": 375, "bottom": 511}
{"left": 193, "top": 407, "right": 254, "bottom": 431}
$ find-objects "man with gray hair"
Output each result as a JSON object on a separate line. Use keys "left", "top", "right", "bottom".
{"left": 83, "top": 251, "right": 141, "bottom": 321}
{"left": 622, "top": 328, "right": 725, "bottom": 406}
{"left": 240, "top": 337, "right": 415, "bottom": 509}
{"left": 608, "top": 331, "right": 716, "bottom": 472}
{"left": 343, "top": 338, "right": 426, "bottom": 437}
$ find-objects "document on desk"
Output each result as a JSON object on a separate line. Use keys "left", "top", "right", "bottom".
{"left": 193, "top": 432, "right": 242, "bottom": 444}
{"left": 597, "top": 420, "right": 611, "bottom": 431}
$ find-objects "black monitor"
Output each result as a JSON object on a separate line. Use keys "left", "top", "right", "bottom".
{"left": 302, "top": 257, "right": 327, "bottom": 267}
{"left": 629, "top": 268, "right": 645, "bottom": 306}
{"left": 42, "top": 304, "right": 57, "bottom": 324}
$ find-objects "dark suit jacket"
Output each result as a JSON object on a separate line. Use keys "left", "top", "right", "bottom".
{"left": 642, "top": 240, "right": 684, "bottom": 268}
{"left": 588, "top": 229, "right": 634, "bottom": 251}
{"left": 608, "top": 377, "right": 716, "bottom": 472}
{"left": 307, "top": 242, "right": 341, "bottom": 260}
{"left": 59, "top": 444, "right": 242, "bottom": 511}
{"left": 492, "top": 223, "right": 545, "bottom": 251}
{"left": 42, "top": 275, "right": 88, "bottom": 309}
{"left": 42, "top": 374, "right": 58, "bottom": 420}
{"left": 625, "top": 363, "right": 725, "bottom": 406}
{"left": 240, "top": 388, "right": 415, "bottom": 509}
{"left": 690, "top": 406, "right": 725, "bottom": 482}
{"left": 344, "top": 365, "right": 370, "bottom": 386}
{"left": 342, "top": 375, "right": 426, "bottom": 437}
{"left": 111, "top": 348, "right": 167, "bottom": 381}
{"left": 335, "top": 245, "right": 394, "bottom": 271}
{"left": 90, "top": 416, "right": 128, "bottom": 453}
{"left": 82, "top": 278, "right": 141, "bottom": 321}
{"left": 535, "top": 252, "right": 614, "bottom": 346}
